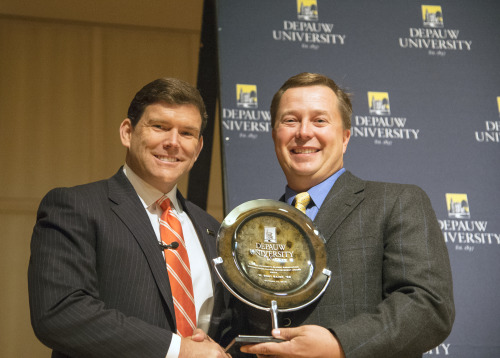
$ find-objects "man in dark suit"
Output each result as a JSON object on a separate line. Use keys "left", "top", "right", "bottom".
{"left": 241, "top": 73, "right": 455, "bottom": 357}
{"left": 28, "top": 78, "right": 230, "bottom": 358}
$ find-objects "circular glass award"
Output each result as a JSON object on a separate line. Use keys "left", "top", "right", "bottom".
{"left": 213, "top": 199, "right": 331, "bottom": 313}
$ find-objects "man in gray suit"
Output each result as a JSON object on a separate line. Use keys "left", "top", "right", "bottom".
{"left": 241, "top": 73, "right": 455, "bottom": 357}
{"left": 28, "top": 78, "right": 230, "bottom": 358}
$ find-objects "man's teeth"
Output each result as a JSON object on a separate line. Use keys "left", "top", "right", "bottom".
{"left": 293, "top": 148, "right": 317, "bottom": 154}
{"left": 156, "top": 156, "right": 177, "bottom": 162}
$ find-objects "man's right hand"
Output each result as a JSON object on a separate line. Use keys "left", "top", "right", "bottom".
{"left": 179, "top": 333, "right": 230, "bottom": 358}
{"left": 241, "top": 325, "right": 344, "bottom": 358}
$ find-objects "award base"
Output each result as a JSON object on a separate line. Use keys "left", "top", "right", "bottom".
{"left": 225, "top": 335, "right": 284, "bottom": 355}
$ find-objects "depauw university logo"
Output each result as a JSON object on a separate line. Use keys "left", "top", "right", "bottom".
{"left": 446, "top": 193, "right": 470, "bottom": 219}
{"left": 236, "top": 84, "right": 258, "bottom": 109}
{"left": 422, "top": 5, "right": 443, "bottom": 28}
{"left": 297, "top": 0, "right": 318, "bottom": 21}
{"left": 264, "top": 227, "right": 277, "bottom": 243}
{"left": 368, "top": 92, "right": 391, "bottom": 115}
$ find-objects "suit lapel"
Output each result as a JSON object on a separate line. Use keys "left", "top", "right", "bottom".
{"left": 107, "top": 169, "right": 176, "bottom": 319}
{"left": 314, "top": 171, "right": 365, "bottom": 242}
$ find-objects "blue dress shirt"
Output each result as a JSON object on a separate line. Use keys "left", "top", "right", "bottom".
{"left": 285, "top": 168, "right": 346, "bottom": 220}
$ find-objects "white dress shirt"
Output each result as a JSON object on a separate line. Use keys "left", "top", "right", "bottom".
{"left": 123, "top": 165, "right": 214, "bottom": 358}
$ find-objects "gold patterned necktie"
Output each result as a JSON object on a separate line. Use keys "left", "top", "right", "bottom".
{"left": 157, "top": 196, "right": 196, "bottom": 337}
{"left": 294, "top": 192, "right": 311, "bottom": 214}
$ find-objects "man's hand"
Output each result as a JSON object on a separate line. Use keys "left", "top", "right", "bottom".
{"left": 240, "top": 325, "right": 345, "bottom": 358}
{"left": 190, "top": 328, "right": 212, "bottom": 343}
{"left": 179, "top": 329, "right": 230, "bottom": 358}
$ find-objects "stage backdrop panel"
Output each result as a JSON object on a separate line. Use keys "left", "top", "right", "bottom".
{"left": 215, "top": 0, "right": 500, "bottom": 356}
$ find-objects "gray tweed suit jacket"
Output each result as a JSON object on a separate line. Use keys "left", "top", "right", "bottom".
{"left": 237, "top": 171, "right": 455, "bottom": 357}
{"left": 28, "top": 168, "right": 227, "bottom": 358}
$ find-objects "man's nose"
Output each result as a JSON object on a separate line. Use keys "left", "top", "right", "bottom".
{"left": 296, "top": 120, "right": 313, "bottom": 139}
{"left": 163, "top": 129, "right": 180, "bottom": 147}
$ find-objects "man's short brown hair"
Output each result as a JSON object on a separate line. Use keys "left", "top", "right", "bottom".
{"left": 270, "top": 72, "right": 352, "bottom": 130}
{"left": 127, "top": 77, "right": 208, "bottom": 136}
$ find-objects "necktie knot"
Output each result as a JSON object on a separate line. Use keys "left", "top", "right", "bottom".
{"left": 157, "top": 195, "right": 171, "bottom": 213}
{"left": 294, "top": 192, "right": 311, "bottom": 214}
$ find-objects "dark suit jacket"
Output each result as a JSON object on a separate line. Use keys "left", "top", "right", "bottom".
{"left": 28, "top": 168, "right": 228, "bottom": 358}
{"left": 237, "top": 171, "right": 455, "bottom": 357}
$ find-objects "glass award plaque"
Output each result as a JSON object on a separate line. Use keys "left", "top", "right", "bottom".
{"left": 212, "top": 199, "right": 331, "bottom": 352}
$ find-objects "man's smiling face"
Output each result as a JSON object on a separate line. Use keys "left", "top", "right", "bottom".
{"left": 272, "top": 85, "right": 351, "bottom": 192}
{"left": 120, "top": 102, "right": 203, "bottom": 193}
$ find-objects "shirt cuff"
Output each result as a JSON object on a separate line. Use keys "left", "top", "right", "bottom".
{"left": 166, "top": 334, "right": 181, "bottom": 358}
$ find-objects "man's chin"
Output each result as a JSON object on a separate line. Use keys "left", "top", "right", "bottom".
{"left": 285, "top": 170, "right": 316, "bottom": 182}
{"left": 288, "top": 166, "right": 320, "bottom": 177}
{"left": 143, "top": 174, "right": 180, "bottom": 192}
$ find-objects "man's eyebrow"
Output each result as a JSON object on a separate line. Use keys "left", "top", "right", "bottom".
{"left": 279, "top": 109, "right": 299, "bottom": 117}
{"left": 280, "top": 109, "right": 330, "bottom": 117}
{"left": 146, "top": 118, "right": 167, "bottom": 124}
{"left": 146, "top": 119, "right": 200, "bottom": 132}
{"left": 181, "top": 125, "right": 201, "bottom": 133}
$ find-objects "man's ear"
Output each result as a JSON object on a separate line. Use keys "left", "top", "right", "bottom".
{"left": 194, "top": 135, "right": 204, "bottom": 161}
{"left": 342, "top": 129, "right": 351, "bottom": 154}
{"left": 119, "top": 118, "right": 133, "bottom": 148}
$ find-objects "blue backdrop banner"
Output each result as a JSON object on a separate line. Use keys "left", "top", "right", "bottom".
{"left": 216, "top": 1, "right": 500, "bottom": 356}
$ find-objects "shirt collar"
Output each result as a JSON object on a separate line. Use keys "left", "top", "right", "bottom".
{"left": 285, "top": 168, "right": 346, "bottom": 209}
{"left": 123, "top": 164, "right": 182, "bottom": 212}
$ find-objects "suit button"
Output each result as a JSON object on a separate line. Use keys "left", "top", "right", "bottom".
{"left": 283, "top": 317, "right": 291, "bottom": 327}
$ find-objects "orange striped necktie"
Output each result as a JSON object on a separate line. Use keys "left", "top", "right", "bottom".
{"left": 157, "top": 196, "right": 196, "bottom": 337}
